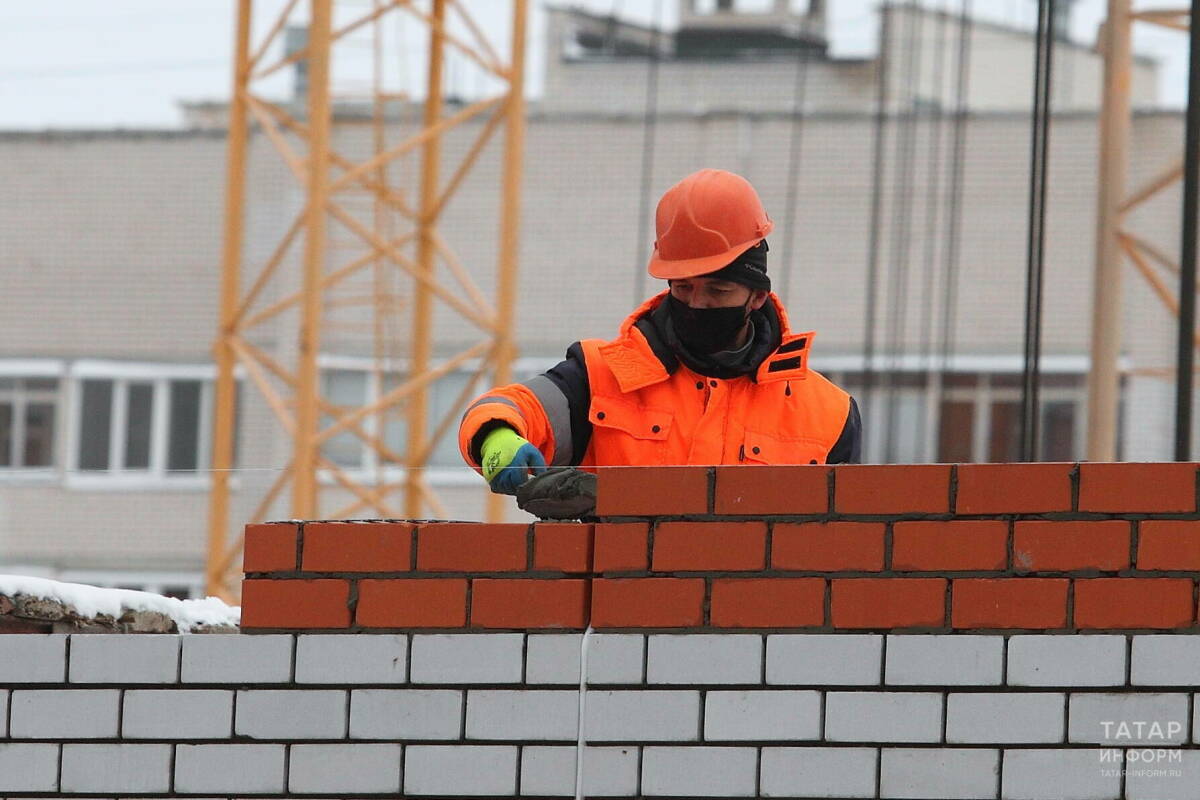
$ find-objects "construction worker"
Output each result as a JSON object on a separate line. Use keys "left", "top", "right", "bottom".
{"left": 459, "top": 168, "right": 862, "bottom": 493}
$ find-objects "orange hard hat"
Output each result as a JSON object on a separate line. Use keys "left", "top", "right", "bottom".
{"left": 647, "top": 168, "right": 774, "bottom": 280}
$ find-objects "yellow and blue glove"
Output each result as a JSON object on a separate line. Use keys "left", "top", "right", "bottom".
{"left": 481, "top": 426, "right": 547, "bottom": 494}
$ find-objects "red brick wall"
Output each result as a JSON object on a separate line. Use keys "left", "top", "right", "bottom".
{"left": 241, "top": 463, "right": 1200, "bottom": 632}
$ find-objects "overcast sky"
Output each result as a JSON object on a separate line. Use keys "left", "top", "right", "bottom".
{"left": 0, "top": 0, "right": 1191, "bottom": 129}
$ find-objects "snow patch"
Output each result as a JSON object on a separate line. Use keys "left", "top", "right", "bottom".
{"left": 0, "top": 574, "right": 240, "bottom": 633}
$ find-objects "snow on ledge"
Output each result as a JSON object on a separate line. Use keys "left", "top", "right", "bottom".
{"left": 0, "top": 574, "right": 240, "bottom": 633}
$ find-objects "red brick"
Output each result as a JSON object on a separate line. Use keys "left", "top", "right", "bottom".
{"left": 1138, "top": 521, "right": 1200, "bottom": 570}
{"left": 956, "top": 463, "right": 1074, "bottom": 514}
{"left": 471, "top": 579, "right": 589, "bottom": 628}
{"left": 594, "top": 523, "right": 649, "bottom": 572}
{"left": 242, "top": 523, "right": 298, "bottom": 573}
{"left": 533, "top": 523, "right": 593, "bottom": 573}
{"left": 356, "top": 579, "right": 467, "bottom": 628}
{"left": 591, "top": 578, "right": 705, "bottom": 627}
{"left": 1078, "top": 463, "right": 1198, "bottom": 513}
{"left": 1013, "top": 521, "right": 1130, "bottom": 572}
{"left": 831, "top": 578, "right": 946, "bottom": 628}
{"left": 240, "top": 579, "right": 350, "bottom": 629}
{"left": 595, "top": 466, "right": 709, "bottom": 516}
{"left": 951, "top": 578, "right": 1068, "bottom": 629}
{"left": 713, "top": 465, "right": 829, "bottom": 515}
{"left": 834, "top": 465, "right": 951, "bottom": 514}
{"left": 301, "top": 522, "right": 413, "bottom": 572}
{"left": 710, "top": 578, "right": 825, "bottom": 627}
{"left": 771, "top": 522, "right": 885, "bottom": 571}
{"left": 892, "top": 521, "right": 1008, "bottom": 571}
{"left": 1074, "top": 578, "right": 1195, "bottom": 629}
{"left": 652, "top": 521, "right": 767, "bottom": 571}
{"left": 416, "top": 523, "right": 528, "bottom": 572}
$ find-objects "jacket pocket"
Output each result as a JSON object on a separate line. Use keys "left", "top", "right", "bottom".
{"left": 741, "top": 428, "right": 829, "bottom": 465}
{"left": 589, "top": 395, "right": 673, "bottom": 440}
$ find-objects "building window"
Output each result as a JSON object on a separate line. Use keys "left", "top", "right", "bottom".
{"left": 319, "top": 365, "right": 507, "bottom": 477}
{"left": 0, "top": 377, "right": 59, "bottom": 470}
{"left": 832, "top": 369, "right": 1086, "bottom": 464}
{"left": 73, "top": 375, "right": 213, "bottom": 478}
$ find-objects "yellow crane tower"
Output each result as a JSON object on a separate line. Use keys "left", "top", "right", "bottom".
{"left": 206, "top": 0, "right": 528, "bottom": 601}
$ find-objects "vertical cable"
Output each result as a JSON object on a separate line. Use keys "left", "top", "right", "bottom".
{"left": 573, "top": 625, "right": 595, "bottom": 800}
{"left": 883, "top": 0, "right": 922, "bottom": 463}
{"left": 778, "top": 26, "right": 813, "bottom": 304}
{"left": 915, "top": 6, "right": 951, "bottom": 462}
{"left": 861, "top": 2, "right": 894, "bottom": 453}
{"left": 633, "top": 0, "right": 665, "bottom": 306}
{"left": 1176, "top": 0, "right": 1200, "bottom": 461}
{"left": 936, "top": 0, "right": 972, "bottom": 460}
{"left": 1020, "top": 0, "right": 1056, "bottom": 461}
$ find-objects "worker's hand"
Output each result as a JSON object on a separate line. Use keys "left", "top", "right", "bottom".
{"left": 481, "top": 426, "right": 546, "bottom": 494}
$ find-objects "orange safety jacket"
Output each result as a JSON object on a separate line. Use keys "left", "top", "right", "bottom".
{"left": 458, "top": 290, "right": 859, "bottom": 471}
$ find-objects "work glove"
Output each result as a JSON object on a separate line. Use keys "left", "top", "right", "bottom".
{"left": 481, "top": 426, "right": 547, "bottom": 495}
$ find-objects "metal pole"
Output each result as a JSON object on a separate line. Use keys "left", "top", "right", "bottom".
{"left": 486, "top": 0, "right": 528, "bottom": 523}
{"left": 861, "top": 5, "right": 892, "bottom": 448}
{"left": 1021, "top": 0, "right": 1055, "bottom": 461}
{"left": 632, "top": 0, "right": 663, "bottom": 307}
{"left": 407, "top": 0, "right": 446, "bottom": 518}
{"left": 1087, "top": 0, "right": 1131, "bottom": 461}
{"left": 292, "top": 0, "right": 333, "bottom": 518}
{"left": 1176, "top": 0, "right": 1200, "bottom": 460}
{"left": 206, "top": 0, "right": 252, "bottom": 600}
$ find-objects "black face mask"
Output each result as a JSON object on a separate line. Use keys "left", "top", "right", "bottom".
{"left": 666, "top": 293, "right": 752, "bottom": 354}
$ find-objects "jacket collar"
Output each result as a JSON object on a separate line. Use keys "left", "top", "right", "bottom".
{"left": 599, "top": 290, "right": 813, "bottom": 392}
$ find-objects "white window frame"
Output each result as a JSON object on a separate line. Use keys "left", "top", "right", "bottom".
{"left": 65, "top": 361, "right": 216, "bottom": 491}
{"left": 315, "top": 355, "right": 558, "bottom": 487}
{"left": 0, "top": 360, "right": 66, "bottom": 482}
{"left": 816, "top": 353, "right": 1101, "bottom": 464}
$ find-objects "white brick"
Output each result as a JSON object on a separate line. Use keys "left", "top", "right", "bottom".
{"left": 410, "top": 633, "right": 523, "bottom": 684}
{"left": 1001, "top": 749, "right": 1120, "bottom": 799}
{"left": 404, "top": 745, "right": 517, "bottom": 796}
{"left": 760, "top": 747, "right": 878, "bottom": 798}
{"left": 296, "top": 634, "right": 407, "bottom": 684}
{"left": 1070, "top": 693, "right": 1189, "bottom": 745}
{"left": 647, "top": 634, "right": 761, "bottom": 684}
{"left": 0, "top": 690, "right": 6, "bottom": 737}
{"left": 825, "top": 692, "right": 943, "bottom": 743}
{"left": 235, "top": 689, "right": 346, "bottom": 739}
{"left": 10, "top": 689, "right": 119, "bottom": 738}
{"left": 181, "top": 634, "right": 293, "bottom": 683}
{"left": 69, "top": 634, "right": 179, "bottom": 683}
{"left": 947, "top": 692, "right": 1065, "bottom": 744}
{"left": 526, "top": 633, "right": 644, "bottom": 684}
{"left": 584, "top": 690, "right": 700, "bottom": 742}
{"left": 520, "top": 745, "right": 639, "bottom": 796}
{"left": 1132, "top": 636, "right": 1200, "bottom": 685}
{"left": 174, "top": 744, "right": 286, "bottom": 793}
{"left": 885, "top": 635, "right": 1003, "bottom": 685}
{"left": 1008, "top": 635, "right": 1127, "bottom": 687}
{"left": 1126, "top": 749, "right": 1200, "bottom": 800}
{"left": 880, "top": 747, "right": 999, "bottom": 799}
{"left": 288, "top": 744, "right": 402, "bottom": 793}
{"left": 350, "top": 689, "right": 462, "bottom": 740}
{"left": 467, "top": 690, "right": 578, "bottom": 740}
{"left": 0, "top": 634, "right": 66, "bottom": 682}
{"left": 122, "top": 689, "right": 233, "bottom": 739}
{"left": 0, "top": 744, "right": 60, "bottom": 792}
{"left": 704, "top": 690, "right": 821, "bottom": 741}
{"left": 60, "top": 744, "right": 171, "bottom": 793}
{"left": 767, "top": 634, "right": 882, "bottom": 685}
{"left": 641, "top": 746, "right": 757, "bottom": 797}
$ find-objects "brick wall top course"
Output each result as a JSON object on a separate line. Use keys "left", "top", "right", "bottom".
{"left": 242, "top": 464, "right": 1200, "bottom": 634}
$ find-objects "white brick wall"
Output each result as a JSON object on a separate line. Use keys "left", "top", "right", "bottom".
{"left": 1, "top": 632, "right": 1199, "bottom": 798}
